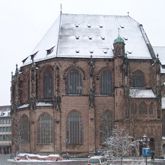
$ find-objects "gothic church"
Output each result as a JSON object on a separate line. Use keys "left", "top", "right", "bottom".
{"left": 11, "top": 13, "right": 165, "bottom": 156}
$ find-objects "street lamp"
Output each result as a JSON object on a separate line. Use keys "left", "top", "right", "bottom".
{"left": 142, "top": 134, "right": 147, "bottom": 147}
{"left": 142, "top": 135, "right": 151, "bottom": 165}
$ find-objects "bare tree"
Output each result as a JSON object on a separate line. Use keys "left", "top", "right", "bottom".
{"left": 104, "top": 127, "right": 138, "bottom": 165}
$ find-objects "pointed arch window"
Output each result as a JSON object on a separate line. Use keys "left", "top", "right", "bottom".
{"left": 19, "top": 115, "right": 30, "bottom": 144}
{"left": 162, "top": 114, "right": 165, "bottom": 136}
{"left": 37, "top": 113, "right": 53, "bottom": 144}
{"left": 66, "top": 69, "right": 82, "bottom": 95}
{"left": 43, "top": 69, "right": 53, "bottom": 98}
{"left": 149, "top": 103, "right": 154, "bottom": 115}
{"left": 66, "top": 111, "right": 83, "bottom": 145}
{"left": 139, "top": 102, "right": 147, "bottom": 115}
{"left": 131, "top": 103, "right": 137, "bottom": 115}
{"left": 100, "top": 70, "right": 112, "bottom": 95}
{"left": 132, "top": 70, "right": 145, "bottom": 87}
{"left": 100, "top": 111, "right": 113, "bottom": 143}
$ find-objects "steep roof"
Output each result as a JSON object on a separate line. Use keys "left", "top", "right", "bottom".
{"left": 153, "top": 46, "right": 165, "bottom": 73}
{"left": 153, "top": 46, "right": 165, "bottom": 65}
{"left": 129, "top": 88, "right": 156, "bottom": 98}
{"left": 23, "top": 13, "right": 154, "bottom": 65}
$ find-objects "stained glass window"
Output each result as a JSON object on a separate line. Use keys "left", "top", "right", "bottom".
{"left": 67, "top": 111, "right": 83, "bottom": 145}
{"left": 66, "top": 69, "right": 82, "bottom": 95}
{"left": 100, "top": 111, "right": 113, "bottom": 143}
{"left": 132, "top": 70, "right": 145, "bottom": 87}
{"left": 37, "top": 113, "right": 53, "bottom": 144}
{"left": 43, "top": 70, "right": 53, "bottom": 98}
{"left": 20, "top": 115, "right": 30, "bottom": 144}
{"left": 100, "top": 70, "right": 112, "bottom": 95}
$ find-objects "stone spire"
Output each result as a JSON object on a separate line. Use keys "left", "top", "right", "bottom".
{"left": 113, "top": 34, "right": 125, "bottom": 57}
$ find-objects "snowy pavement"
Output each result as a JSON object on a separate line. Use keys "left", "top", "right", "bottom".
{"left": 2, "top": 155, "right": 165, "bottom": 165}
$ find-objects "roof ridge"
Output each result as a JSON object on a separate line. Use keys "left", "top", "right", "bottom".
{"left": 61, "top": 12, "right": 130, "bottom": 18}
{"left": 153, "top": 46, "right": 165, "bottom": 48}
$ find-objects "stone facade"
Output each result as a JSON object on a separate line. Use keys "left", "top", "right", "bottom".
{"left": 11, "top": 13, "right": 164, "bottom": 156}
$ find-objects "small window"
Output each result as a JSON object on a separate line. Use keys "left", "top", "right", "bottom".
{"left": 101, "top": 37, "right": 105, "bottom": 40}
{"left": 75, "top": 50, "right": 80, "bottom": 53}
{"left": 46, "top": 46, "right": 54, "bottom": 55}
{"left": 75, "top": 36, "right": 80, "bottom": 40}
{"left": 103, "top": 50, "right": 107, "bottom": 54}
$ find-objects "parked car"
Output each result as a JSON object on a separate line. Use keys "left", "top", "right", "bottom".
{"left": 88, "top": 156, "right": 108, "bottom": 165}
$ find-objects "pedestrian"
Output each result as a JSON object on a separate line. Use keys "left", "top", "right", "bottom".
{"left": 66, "top": 152, "right": 69, "bottom": 160}
{"left": 151, "top": 150, "right": 155, "bottom": 160}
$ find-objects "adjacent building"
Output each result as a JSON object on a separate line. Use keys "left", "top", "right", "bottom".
{"left": 11, "top": 13, "right": 165, "bottom": 156}
{"left": 0, "top": 106, "right": 11, "bottom": 154}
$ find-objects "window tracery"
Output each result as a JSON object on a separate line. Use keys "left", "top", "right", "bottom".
{"left": 37, "top": 113, "right": 53, "bottom": 144}
{"left": 66, "top": 69, "right": 82, "bottom": 95}
{"left": 132, "top": 70, "right": 145, "bottom": 87}
{"left": 66, "top": 111, "right": 83, "bottom": 145}
{"left": 19, "top": 114, "right": 30, "bottom": 144}
{"left": 100, "top": 70, "right": 112, "bottom": 95}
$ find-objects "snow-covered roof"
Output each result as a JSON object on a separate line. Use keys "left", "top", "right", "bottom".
{"left": 18, "top": 104, "right": 29, "bottom": 109}
{"left": 162, "top": 97, "right": 165, "bottom": 109}
{"left": 36, "top": 102, "right": 53, "bottom": 107}
{"left": 161, "top": 66, "right": 165, "bottom": 74}
{"left": 0, "top": 106, "right": 10, "bottom": 117}
{"left": 0, "top": 111, "right": 10, "bottom": 117}
{"left": 153, "top": 46, "right": 165, "bottom": 65}
{"left": 129, "top": 88, "right": 156, "bottom": 98}
{"left": 23, "top": 13, "right": 153, "bottom": 65}
{"left": 17, "top": 102, "right": 53, "bottom": 109}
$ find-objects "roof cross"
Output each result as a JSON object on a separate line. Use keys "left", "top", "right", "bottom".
{"left": 118, "top": 27, "right": 121, "bottom": 37}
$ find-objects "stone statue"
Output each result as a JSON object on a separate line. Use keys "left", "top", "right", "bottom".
{"left": 56, "top": 95, "right": 61, "bottom": 111}
{"left": 89, "top": 88, "right": 95, "bottom": 108}
{"left": 89, "top": 56, "right": 95, "bottom": 77}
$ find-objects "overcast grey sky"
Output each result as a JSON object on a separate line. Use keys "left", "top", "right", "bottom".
{"left": 0, "top": 0, "right": 165, "bottom": 106}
